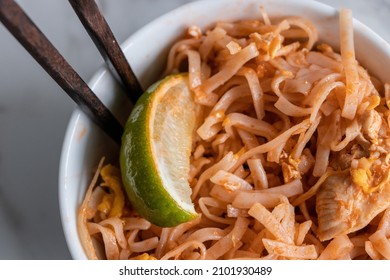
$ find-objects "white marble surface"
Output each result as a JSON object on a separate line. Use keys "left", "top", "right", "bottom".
{"left": 0, "top": 0, "right": 389, "bottom": 259}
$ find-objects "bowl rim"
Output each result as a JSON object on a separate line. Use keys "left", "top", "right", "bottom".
{"left": 58, "top": 0, "right": 390, "bottom": 260}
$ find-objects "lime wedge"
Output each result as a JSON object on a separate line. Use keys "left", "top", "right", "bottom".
{"left": 120, "top": 74, "right": 198, "bottom": 227}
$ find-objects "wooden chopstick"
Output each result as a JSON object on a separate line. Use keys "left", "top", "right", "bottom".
{"left": 68, "top": 0, "right": 144, "bottom": 104}
{"left": 0, "top": 0, "right": 123, "bottom": 145}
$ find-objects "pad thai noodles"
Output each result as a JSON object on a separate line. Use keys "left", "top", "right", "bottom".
{"left": 78, "top": 8, "right": 390, "bottom": 260}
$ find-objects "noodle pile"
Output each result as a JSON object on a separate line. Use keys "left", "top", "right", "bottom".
{"left": 78, "top": 8, "right": 390, "bottom": 260}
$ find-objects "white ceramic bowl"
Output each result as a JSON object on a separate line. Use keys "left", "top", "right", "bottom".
{"left": 59, "top": 0, "right": 390, "bottom": 259}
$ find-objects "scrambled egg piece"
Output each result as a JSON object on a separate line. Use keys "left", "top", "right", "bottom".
{"left": 130, "top": 253, "right": 157, "bottom": 260}
{"left": 350, "top": 158, "right": 390, "bottom": 194}
{"left": 97, "top": 164, "right": 125, "bottom": 218}
{"left": 351, "top": 168, "right": 372, "bottom": 193}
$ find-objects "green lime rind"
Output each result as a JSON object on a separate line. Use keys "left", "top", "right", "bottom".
{"left": 120, "top": 74, "right": 198, "bottom": 227}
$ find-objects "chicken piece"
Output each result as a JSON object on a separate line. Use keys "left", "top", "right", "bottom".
{"left": 335, "top": 144, "right": 368, "bottom": 170}
{"left": 329, "top": 143, "right": 369, "bottom": 171}
{"left": 362, "top": 109, "right": 382, "bottom": 143}
{"left": 316, "top": 172, "right": 390, "bottom": 241}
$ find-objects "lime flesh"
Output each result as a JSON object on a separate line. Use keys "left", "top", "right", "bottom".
{"left": 120, "top": 74, "right": 198, "bottom": 227}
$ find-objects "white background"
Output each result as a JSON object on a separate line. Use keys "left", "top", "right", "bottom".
{"left": 0, "top": 0, "right": 389, "bottom": 259}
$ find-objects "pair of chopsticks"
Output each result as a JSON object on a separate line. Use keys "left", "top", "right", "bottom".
{"left": 0, "top": 0, "right": 144, "bottom": 145}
